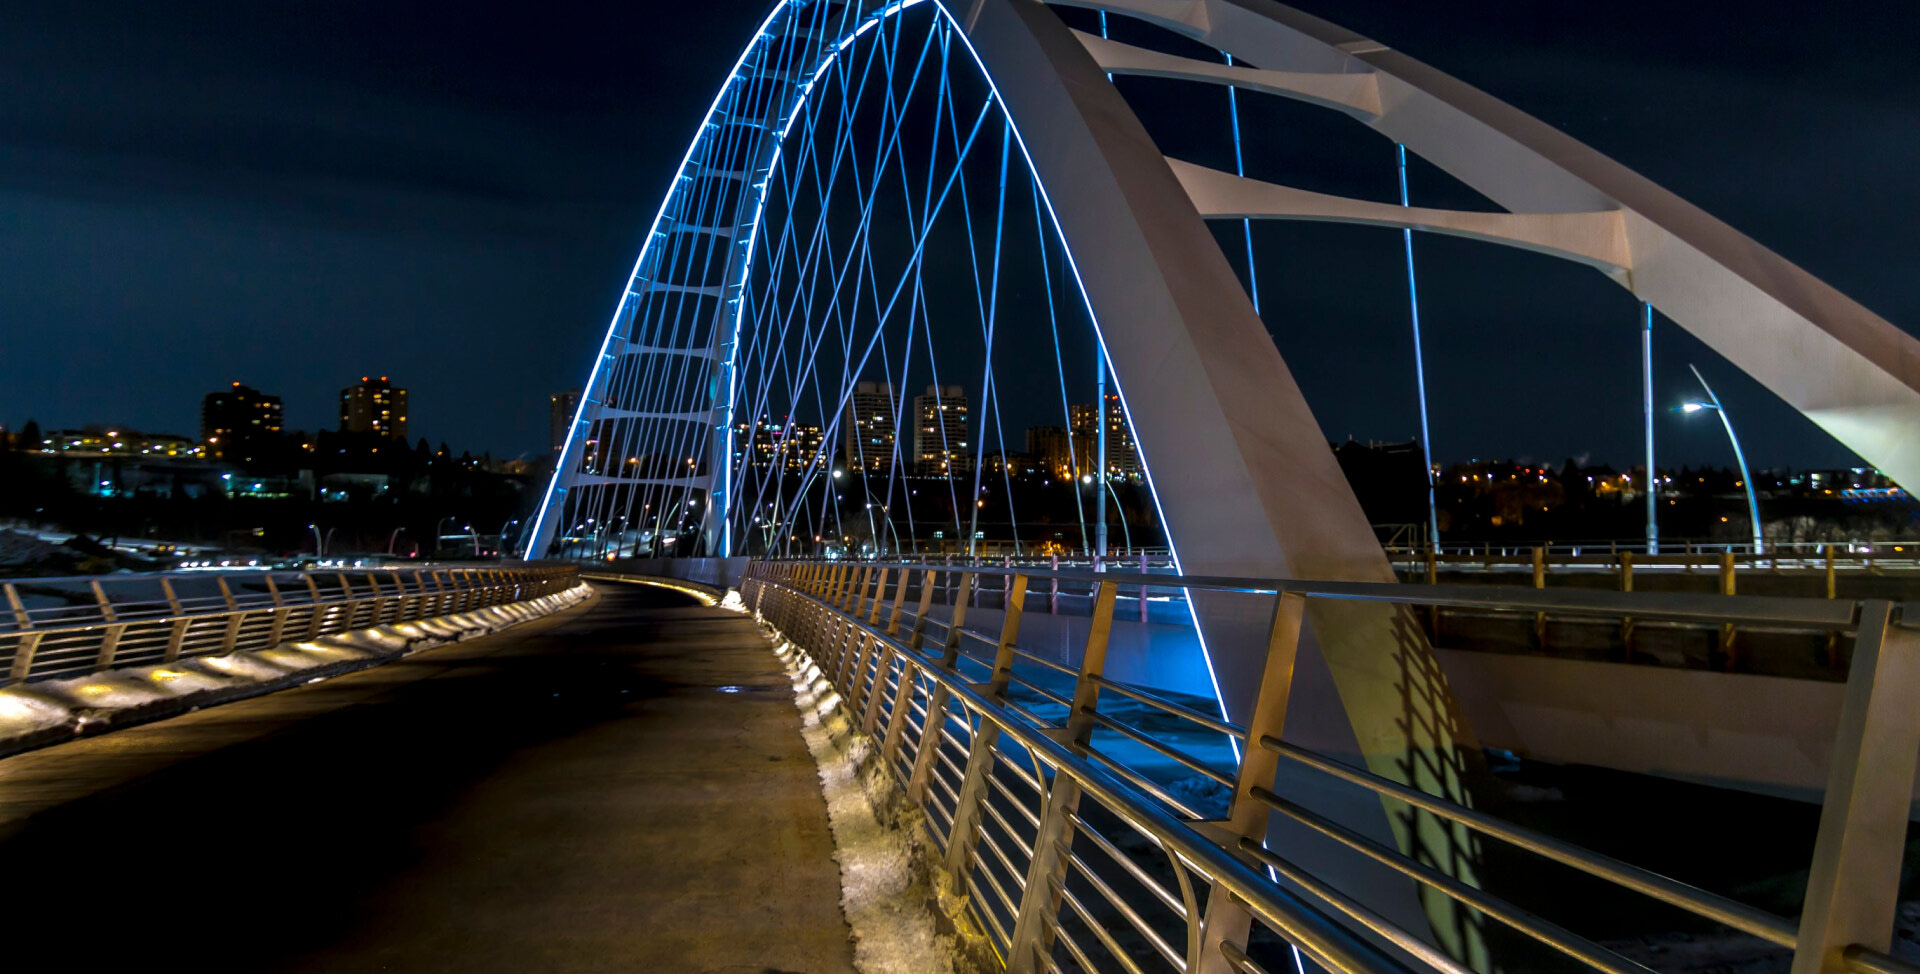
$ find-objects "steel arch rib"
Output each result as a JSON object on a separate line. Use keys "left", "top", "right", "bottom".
{"left": 1067, "top": 0, "right": 1920, "bottom": 495}
{"left": 532, "top": 0, "right": 1470, "bottom": 945}
{"left": 532, "top": 0, "right": 1460, "bottom": 784}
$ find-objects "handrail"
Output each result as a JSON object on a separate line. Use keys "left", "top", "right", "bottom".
{"left": 0, "top": 565, "right": 579, "bottom": 686}
{"left": 768, "top": 558, "right": 1866, "bottom": 628}
{"left": 741, "top": 559, "right": 1920, "bottom": 974}
{"left": 743, "top": 567, "right": 1420, "bottom": 974}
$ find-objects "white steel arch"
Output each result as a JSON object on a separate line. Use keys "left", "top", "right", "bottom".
{"left": 532, "top": 3, "right": 1911, "bottom": 957}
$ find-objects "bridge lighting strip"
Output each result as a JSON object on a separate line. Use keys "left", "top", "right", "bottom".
{"left": 539, "top": 0, "right": 1233, "bottom": 735}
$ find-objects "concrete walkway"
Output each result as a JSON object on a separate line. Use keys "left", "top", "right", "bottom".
{"left": 0, "top": 582, "right": 856, "bottom": 973}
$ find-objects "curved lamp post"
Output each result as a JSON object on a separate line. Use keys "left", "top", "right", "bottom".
{"left": 1681, "top": 364, "right": 1763, "bottom": 554}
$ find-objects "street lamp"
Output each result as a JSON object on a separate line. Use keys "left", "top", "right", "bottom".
{"left": 1680, "top": 364, "right": 1762, "bottom": 554}
{"left": 436, "top": 516, "right": 459, "bottom": 558}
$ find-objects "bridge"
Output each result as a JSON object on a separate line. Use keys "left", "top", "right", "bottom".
{"left": 8, "top": 1, "right": 1920, "bottom": 972}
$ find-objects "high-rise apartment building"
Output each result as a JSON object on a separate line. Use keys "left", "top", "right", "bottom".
{"left": 842, "top": 381, "right": 896, "bottom": 474}
{"left": 549, "top": 389, "right": 581, "bottom": 454}
{"left": 913, "top": 385, "right": 970, "bottom": 477}
{"left": 1026, "top": 426, "right": 1074, "bottom": 481}
{"left": 1068, "top": 394, "right": 1139, "bottom": 481}
{"left": 201, "top": 382, "right": 284, "bottom": 461}
{"left": 743, "top": 418, "right": 825, "bottom": 474}
{"left": 339, "top": 376, "right": 409, "bottom": 439}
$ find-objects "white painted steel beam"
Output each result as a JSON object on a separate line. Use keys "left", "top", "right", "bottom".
{"left": 1169, "top": 157, "right": 1630, "bottom": 273}
{"left": 1063, "top": 0, "right": 1920, "bottom": 493}
{"left": 1073, "top": 29, "right": 1380, "bottom": 118}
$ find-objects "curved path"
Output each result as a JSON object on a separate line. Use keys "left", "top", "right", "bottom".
{"left": 0, "top": 581, "right": 854, "bottom": 973}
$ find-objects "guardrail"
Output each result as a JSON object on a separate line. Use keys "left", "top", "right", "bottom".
{"left": 741, "top": 560, "right": 1919, "bottom": 974}
{"left": 0, "top": 565, "right": 579, "bottom": 686}
{"left": 1388, "top": 543, "right": 1920, "bottom": 580}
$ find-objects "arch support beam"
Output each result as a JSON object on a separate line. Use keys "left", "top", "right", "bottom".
{"left": 1069, "top": 0, "right": 1920, "bottom": 491}
{"left": 1072, "top": 29, "right": 1380, "bottom": 118}
{"left": 1169, "top": 157, "right": 1630, "bottom": 272}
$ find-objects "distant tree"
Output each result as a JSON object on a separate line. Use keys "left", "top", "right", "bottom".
{"left": 415, "top": 437, "right": 432, "bottom": 458}
{"left": 437, "top": 442, "right": 451, "bottom": 461}
{"left": 19, "top": 419, "right": 41, "bottom": 450}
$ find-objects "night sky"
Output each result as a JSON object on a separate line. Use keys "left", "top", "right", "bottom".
{"left": 3, "top": 0, "right": 1915, "bottom": 473}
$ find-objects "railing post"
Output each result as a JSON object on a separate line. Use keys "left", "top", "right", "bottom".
{"left": 1791, "top": 601, "right": 1920, "bottom": 974}
{"left": 95, "top": 622, "right": 126, "bottom": 670}
{"left": 1531, "top": 546, "right": 1547, "bottom": 646}
{"left": 907, "top": 569, "right": 937, "bottom": 650}
{"left": 867, "top": 567, "right": 889, "bottom": 626}
{"left": 221, "top": 610, "right": 246, "bottom": 654}
{"left": 90, "top": 579, "right": 119, "bottom": 623}
{"left": 1139, "top": 552, "right": 1150, "bottom": 623}
{"left": 86, "top": 580, "right": 121, "bottom": 670}
{"left": 364, "top": 573, "right": 389, "bottom": 626}
{"left": 1008, "top": 578, "right": 1116, "bottom": 971}
{"left": 942, "top": 708, "right": 1002, "bottom": 886}
{"left": 164, "top": 617, "right": 191, "bottom": 662}
{"left": 304, "top": 574, "right": 327, "bottom": 637}
{"left": 1049, "top": 554, "right": 1059, "bottom": 615}
{"left": 1196, "top": 590, "right": 1310, "bottom": 974}
{"left": 861, "top": 640, "right": 895, "bottom": 736}
{"left": 880, "top": 655, "right": 919, "bottom": 765}
{"left": 1063, "top": 580, "right": 1118, "bottom": 746}
{"left": 885, "top": 568, "right": 909, "bottom": 636}
{"left": 9, "top": 632, "right": 41, "bottom": 684}
{"left": 1619, "top": 552, "right": 1635, "bottom": 659}
{"left": 1720, "top": 551, "right": 1739, "bottom": 668}
{"left": 909, "top": 571, "right": 975, "bottom": 802}
{"left": 986, "top": 575, "right": 1030, "bottom": 696}
{"left": 3, "top": 582, "right": 28, "bottom": 630}
{"left": 264, "top": 572, "right": 289, "bottom": 649}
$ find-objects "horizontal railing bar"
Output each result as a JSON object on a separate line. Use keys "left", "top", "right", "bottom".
{"left": 1236, "top": 837, "right": 1476, "bottom": 974}
{"left": 1082, "top": 707, "right": 1236, "bottom": 789}
{"left": 1256, "top": 787, "right": 1655, "bottom": 974}
{"left": 1845, "top": 945, "right": 1920, "bottom": 974}
{"left": 1088, "top": 674, "right": 1249, "bottom": 739}
{"left": 968, "top": 874, "right": 1014, "bottom": 947}
{"left": 1262, "top": 737, "right": 1799, "bottom": 948}
{"left": 1219, "top": 941, "right": 1275, "bottom": 974}
{"left": 1078, "top": 744, "right": 1210, "bottom": 820}
{"left": 1055, "top": 881, "right": 1153, "bottom": 974}
{"left": 1068, "top": 810, "right": 1190, "bottom": 918}
{"left": 1005, "top": 674, "right": 1075, "bottom": 712}
{"left": 1005, "top": 645, "right": 1080, "bottom": 678}
{"left": 985, "top": 771, "right": 1044, "bottom": 831}
{"left": 798, "top": 561, "right": 1864, "bottom": 627}
{"left": 979, "top": 790, "right": 1040, "bottom": 859}
{"left": 1064, "top": 849, "right": 1189, "bottom": 970}
{"left": 757, "top": 577, "right": 1421, "bottom": 974}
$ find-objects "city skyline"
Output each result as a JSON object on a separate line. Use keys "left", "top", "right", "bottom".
{"left": 2, "top": 0, "right": 1915, "bottom": 472}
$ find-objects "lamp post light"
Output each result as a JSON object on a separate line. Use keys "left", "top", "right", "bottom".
{"left": 309, "top": 523, "right": 325, "bottom": 559}
{"left": 436, "top": 516, "right": 459, "bottom": 559}
{"left": 1104, "top": 480, "right": 1133, "bottom": 554}
{"left": 1681, "top": 364, "right": 1763, "bottom": 554}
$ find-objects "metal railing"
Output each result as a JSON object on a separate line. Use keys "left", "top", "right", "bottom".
{"left": 740, "top": 560, "right": 1920, "bottom": 974}
{"left": 0, "top": 565, "right": 579, "bottom": 685}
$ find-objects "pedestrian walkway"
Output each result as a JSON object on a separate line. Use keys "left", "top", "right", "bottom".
{"left": 0, "top": 581, "right": 855, "bottom": 973}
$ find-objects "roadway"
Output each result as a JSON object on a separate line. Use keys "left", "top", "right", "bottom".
{"left": 0, "top": 581, "right": 855, "bottom": 973}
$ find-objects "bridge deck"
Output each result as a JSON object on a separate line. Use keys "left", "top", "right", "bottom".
{"left": 0, "top": 582, "right": 855, "bottom": 973}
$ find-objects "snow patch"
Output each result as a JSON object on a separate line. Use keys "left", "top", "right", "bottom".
{"left": 770, "top": 632, "right": 996, "bottom": 974}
